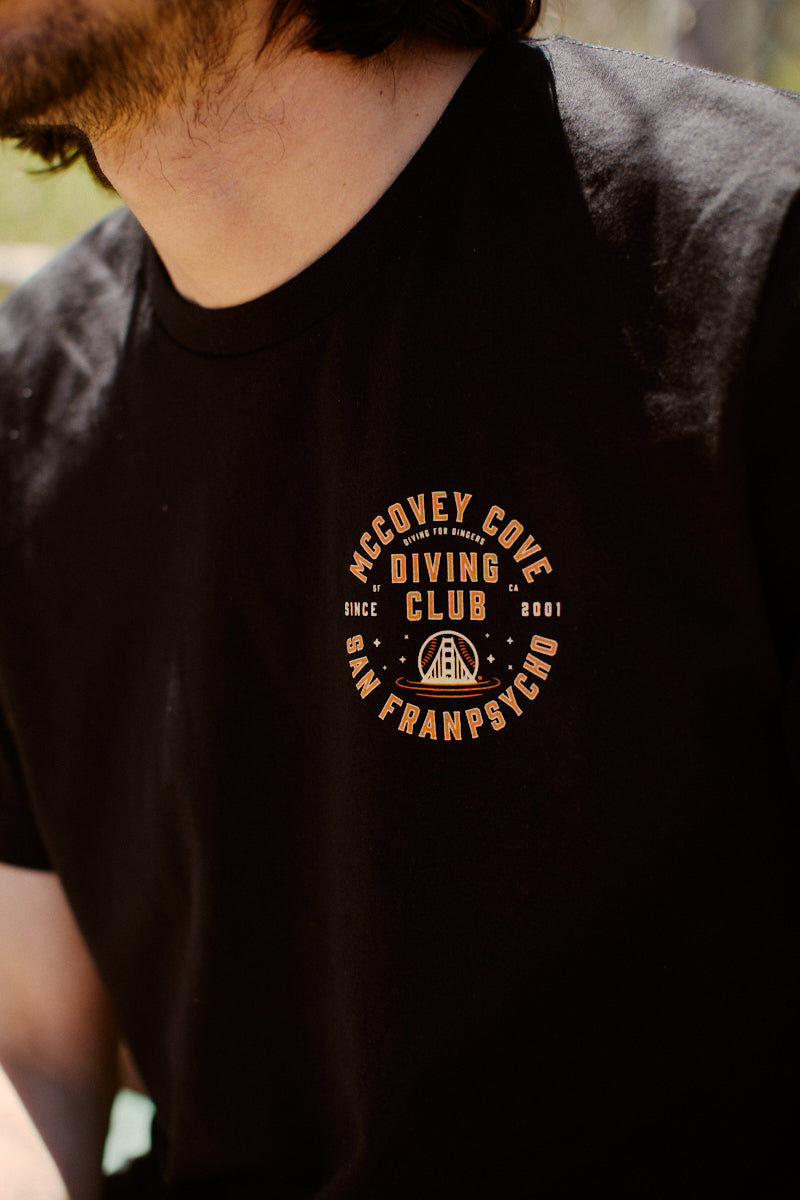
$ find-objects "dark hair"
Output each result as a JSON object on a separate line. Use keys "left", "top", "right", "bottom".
{"left": 268, "top": 1, "right": 542, "bottom": 57}
{"left": 13, "top": 1, "right": 542, "bottom": 175}
{"left": 13, "top": 125, "right": 111, "bottom": 183}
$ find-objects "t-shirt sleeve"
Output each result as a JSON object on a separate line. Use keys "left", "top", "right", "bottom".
{"left": 744, "top": 190, "right": 800, "bottom": 794}
{"left": 0, "top": 708, "right": 51, "bottom": 870}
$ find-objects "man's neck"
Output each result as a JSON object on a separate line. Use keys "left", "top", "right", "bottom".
{"left": 92, "top": 24, "right": 479, "bottom": 309}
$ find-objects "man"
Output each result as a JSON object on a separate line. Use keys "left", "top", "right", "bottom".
{"left": 0, "top": 1, "right": 797, "bottom": 1196}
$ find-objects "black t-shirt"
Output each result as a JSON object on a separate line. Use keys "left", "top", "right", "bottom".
{"left": 1, "top": 36, "right": 799, "bottom": 1197}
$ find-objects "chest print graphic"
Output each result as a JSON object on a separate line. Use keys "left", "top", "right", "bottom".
{"left": 345, "top": 490, "right": 561, "bottom": 741}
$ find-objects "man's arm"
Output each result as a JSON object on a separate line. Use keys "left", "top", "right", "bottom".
{"left": 0, "top": 864, "right": 119, "bottom": 1200}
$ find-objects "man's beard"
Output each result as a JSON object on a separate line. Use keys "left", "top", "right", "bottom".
{"left": 0, "top": 1, "right": 246, "bottom": 142}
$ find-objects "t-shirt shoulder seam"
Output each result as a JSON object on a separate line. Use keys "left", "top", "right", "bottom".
{"left": 540, "top": 34, "right": 800, "bottom": 99}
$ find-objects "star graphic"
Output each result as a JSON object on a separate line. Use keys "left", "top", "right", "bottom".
{"left": 487, "top": 655, "right": 495, "bottom": 664}
{"left": 507, "top": 637, "right": 514, "bottom": 645}
{"left": 399, "top": 656, "right": 406, "bottom": 664}
{"left": 373, "top": 639, "right": 381, "bottom": 648}
{"left": 403, "top": 634, "right": 409, "bottom": 640}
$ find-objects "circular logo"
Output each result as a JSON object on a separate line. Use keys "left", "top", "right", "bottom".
{"left": 344, "top": 489, "right": 562, "bottom": 742}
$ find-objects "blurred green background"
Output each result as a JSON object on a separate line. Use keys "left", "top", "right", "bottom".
{"left": 2, "top": 0, "right": 800, "bottom": 286}
{"left": 0, "top": 142, "right": 118, "bottom": 246}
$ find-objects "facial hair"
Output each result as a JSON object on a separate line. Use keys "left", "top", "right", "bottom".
{"left": 0, "top": 0, "right": 248, "bottom": 141}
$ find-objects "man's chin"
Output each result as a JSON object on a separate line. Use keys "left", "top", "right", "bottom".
{"left": 0, "top": 77, "right": 90, "bottom": 138}
{"left": 0, "top": 109, "right": 78, "bottom": 143}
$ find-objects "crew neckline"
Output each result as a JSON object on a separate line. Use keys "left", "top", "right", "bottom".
{"left": 146, "top": 38, "right": 523, "bottom": 356}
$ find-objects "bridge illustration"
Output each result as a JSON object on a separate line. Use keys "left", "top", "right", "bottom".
{"left": 419, "top": 631, "right": 479, "bottom": 686}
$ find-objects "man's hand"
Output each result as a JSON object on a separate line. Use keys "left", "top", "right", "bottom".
{"left": 0, "top": 864, "right": 119, "bottom": 1199}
